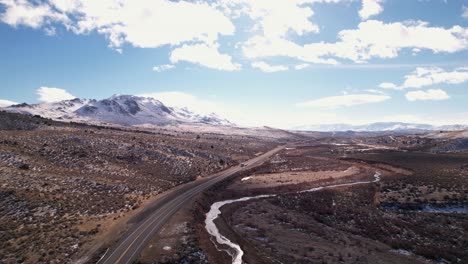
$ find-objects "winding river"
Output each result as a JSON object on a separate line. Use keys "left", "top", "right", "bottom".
{"left": 205, "top": 172, "right": 382, "bottom": 264}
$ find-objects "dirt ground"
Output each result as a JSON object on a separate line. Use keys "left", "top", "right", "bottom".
{"left": 193, "top": 142, "right": 468, "bottom": 264}
{"left": 0, "top": 112, "right": 281, "bottom": 264}
{"left": 229, "top": 166, "right": 361, "bottom": 189}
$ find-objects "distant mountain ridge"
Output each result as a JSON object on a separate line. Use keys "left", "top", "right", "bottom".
{"left": 2, "top": 94, "right": 233, "bottom": 127}
{"left": 292, "top": 122, "right": 468, "bottom": 132}
{"left": 3, "top": 98, "right": 466, "bottom": 132}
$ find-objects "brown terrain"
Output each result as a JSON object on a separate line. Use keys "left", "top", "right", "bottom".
{"left": 0, "top": 111, "right": 285, "bottom": 264}
{"left": 1, "top": 110, "right": 468, "bottom": 264}
{"left": 191, "top": 139, "right": 468, "bottom": 264}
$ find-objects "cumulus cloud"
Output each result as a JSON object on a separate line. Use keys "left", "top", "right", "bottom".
{"left": 1, "top": 1, "right": 468, "bottom": 70}
{"left": 243, "top": 20, "right": 468, "bottom": 64}
{"left": 219, "top": 0, "right": 333, "bottom": 39}
{"left": 251, "top": 61, "right": 288, "bottom": 73}
{"left": 359, "top": 0, "right": 383, "bottom": 20}
{"left": 137, "top": 91, "right": 351, "bottom": 129}
{"left": 296, "top": 93, "right": 391, "bottom": 109}
{"left": 405, "top": 89, "right": 450, "bottom": 101}
{"left": 152, "top": 64, "right": 175, "bottom": 72}
{"left": 0, "top": 99, "right": 18, "bottom": 107}
{"left": 37, "top": 87, "right": 75, "bottom": 102}
{"left": 220, "top": 0, "right": 341, "bottom": 66}
{"left": 139, "top": 91, "right": 219, "bottom": 115}
{"left": 0, "top": 0, "right": 237, "bottom": 70}
{"left": 0, "top": 0, "right": 68, "bottom": 28}
{"left": 306, "top": 20, "right": 468, "bottom": 62}
{"left": 52, "top": 0, "right": 234, "bottom": 49}
{"left": 380, "top": 67, "right": 468, "bottom": 90}
{"left": 230, "top": 1, "right": 467, "bottom": 65}
{"left": 242, "top": 34, "right": 339, "bottom": 65}
{"left": 170, "top": 43, "right": 240, "bottom": 71}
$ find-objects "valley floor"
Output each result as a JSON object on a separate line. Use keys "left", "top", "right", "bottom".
{"left": 0, "top": 112, "right": 281, "bottom": 264}
{"left": 1, "top": 111, "right": 468, "bottom": 264}
{"left": 186, "top": 141, "right": 468, "bottom": 264}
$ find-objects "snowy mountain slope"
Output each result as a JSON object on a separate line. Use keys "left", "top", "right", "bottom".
{"left": 5, "top": 98, "right": 90, "bottom": 120}
{"left": 2, "top": 95, "right": 233, "bottom": 127}
{"left": 292, "top": 122, "right": 468, "bottom": 132}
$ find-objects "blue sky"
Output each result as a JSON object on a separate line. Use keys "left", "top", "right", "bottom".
{"left": 0, "top": 0, "right": 468, "bottom": 128}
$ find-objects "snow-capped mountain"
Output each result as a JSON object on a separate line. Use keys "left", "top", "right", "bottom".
{"left": 292, "top": 122, "right": 468, "bottom": 132}
{"left": 2, "top": 95, "right": 233, "bottom": 127}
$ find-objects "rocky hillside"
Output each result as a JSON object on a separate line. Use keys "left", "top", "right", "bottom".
{"left": 2, "top": 94, "right": 233, "bottom": 127}
{"left": 0, "top": 111, "right": 275, "bottom": 263}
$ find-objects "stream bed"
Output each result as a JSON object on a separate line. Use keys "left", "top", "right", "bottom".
{"left": 205, "top": 172, "right": 381, "bottom": 264}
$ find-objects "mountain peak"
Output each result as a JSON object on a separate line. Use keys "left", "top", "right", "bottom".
{"left": 2, "top": 94, "right": 233, "bottom": 127}
{"left": 110, "top": 94, "right": 141, "bottom": 100}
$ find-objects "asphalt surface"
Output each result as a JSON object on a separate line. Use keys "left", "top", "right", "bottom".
{"left": 99, "top": 146, "right": 285, "bottom": 264}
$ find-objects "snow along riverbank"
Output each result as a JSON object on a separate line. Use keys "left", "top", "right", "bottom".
{"left": 205, "top": 172, "right": 381, "bottom": 264}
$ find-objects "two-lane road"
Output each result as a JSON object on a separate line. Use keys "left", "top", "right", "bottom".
{"left": 99, "top": 145, "right": 285, "bottom": 264}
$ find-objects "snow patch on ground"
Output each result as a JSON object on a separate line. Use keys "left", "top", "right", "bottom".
{"left": 163, "top": 246, "right": 172, "bottom": 251}
{"left": 391, "top": 249, "right": 412, "bottom": 256}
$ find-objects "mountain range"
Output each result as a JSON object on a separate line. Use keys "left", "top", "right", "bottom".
{"left": 2, "top": 96, "right": 467, "bottom": 132}
{"left": 1, "top": 94, "right": 233, "bottom": 127}
{"left": 292, "top": 122, "right": 468, "bottom": 132}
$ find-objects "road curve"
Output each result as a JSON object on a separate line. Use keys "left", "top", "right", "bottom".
{"left": 99, "top": 145, "right": 285, "bottom": 264}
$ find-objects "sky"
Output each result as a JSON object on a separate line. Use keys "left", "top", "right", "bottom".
{"left": 0, "top": 0, "right": 468, "bottom": 129}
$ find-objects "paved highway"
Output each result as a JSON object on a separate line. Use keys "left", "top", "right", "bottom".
{"left": 99, "top": 145, "right": 285, "bottom": 264}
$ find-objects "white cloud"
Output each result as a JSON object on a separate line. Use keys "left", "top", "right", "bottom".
{"left": 152, "top": 64, "right": 175, "bottom": 72}
{"left": 378, "top": 82, "right": 399, "bottom": 89}
{"left": 43, "top": 26, "right": 56, "bottom": 36}
{"left": 405, "top": 89, "right": 450, "bottom": 101}
{"left": 295, "top": 63, "right": 310, "bottom": 70}
{"left": 2, "top": 1, "right": 468, "bottom": 70}
{"left": 37, "top": 87, "right": 75, "bottom": 102}
{"left": 138, "top": 91, "right": 343, "bottom": 129}
{"left": 242, "top": 20, "right": 468, "bottom": 64}
{"left": 359, "top": 0, "right": 383, "bottom": 20}
{"left": 365, "top": 89, "right": 386, "bottom": 94}
{"left": 0, "top": 0, "right": 237, "bottom": 70}
{"left": 139, "top": 91, "right": 219, "bottom": 115}
{"left": 296, "top": 93, "right": 391, "bottom": 109}
{"left": 72, "top": 0, "right": 234, "bottom": 49}
{"left": 381, "top": 66, "right": 468, "bottom": 90}
{"left": 1, "top": 0, "right": 235, "bottom": 49}
{"left": 229, "top": 1, "right": 467, "bottom": 66}
{"left": 219, "top": 0, "right": 342, "bottom": 66}
{"left": 462, "top": 5, "right": 468, "bottom": 19}
{"left": 0, "top": 99, "right": 18, "bottom": 107}
{"left": 220, "top": 0, "right": 328, "bottom": 39}
{"left": 135, "top": 91, "right": 463, "bottom": 129}
{"left": 412, "top": 48, "right": 421, "bottom": 56}
{"left": 307, "top": 20, "right": 468, "bottom": 62}
{"left": 170, "top": 43, "right": 240, "bottom": 71}
{"left": 242, "top": 35, "right": 339, "bottom": 65}
{"left": 251, "top": 61, "right": 288, "bottom": 72}
{"left": 0, "top": 0, "right": 68, "bottom": 28}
